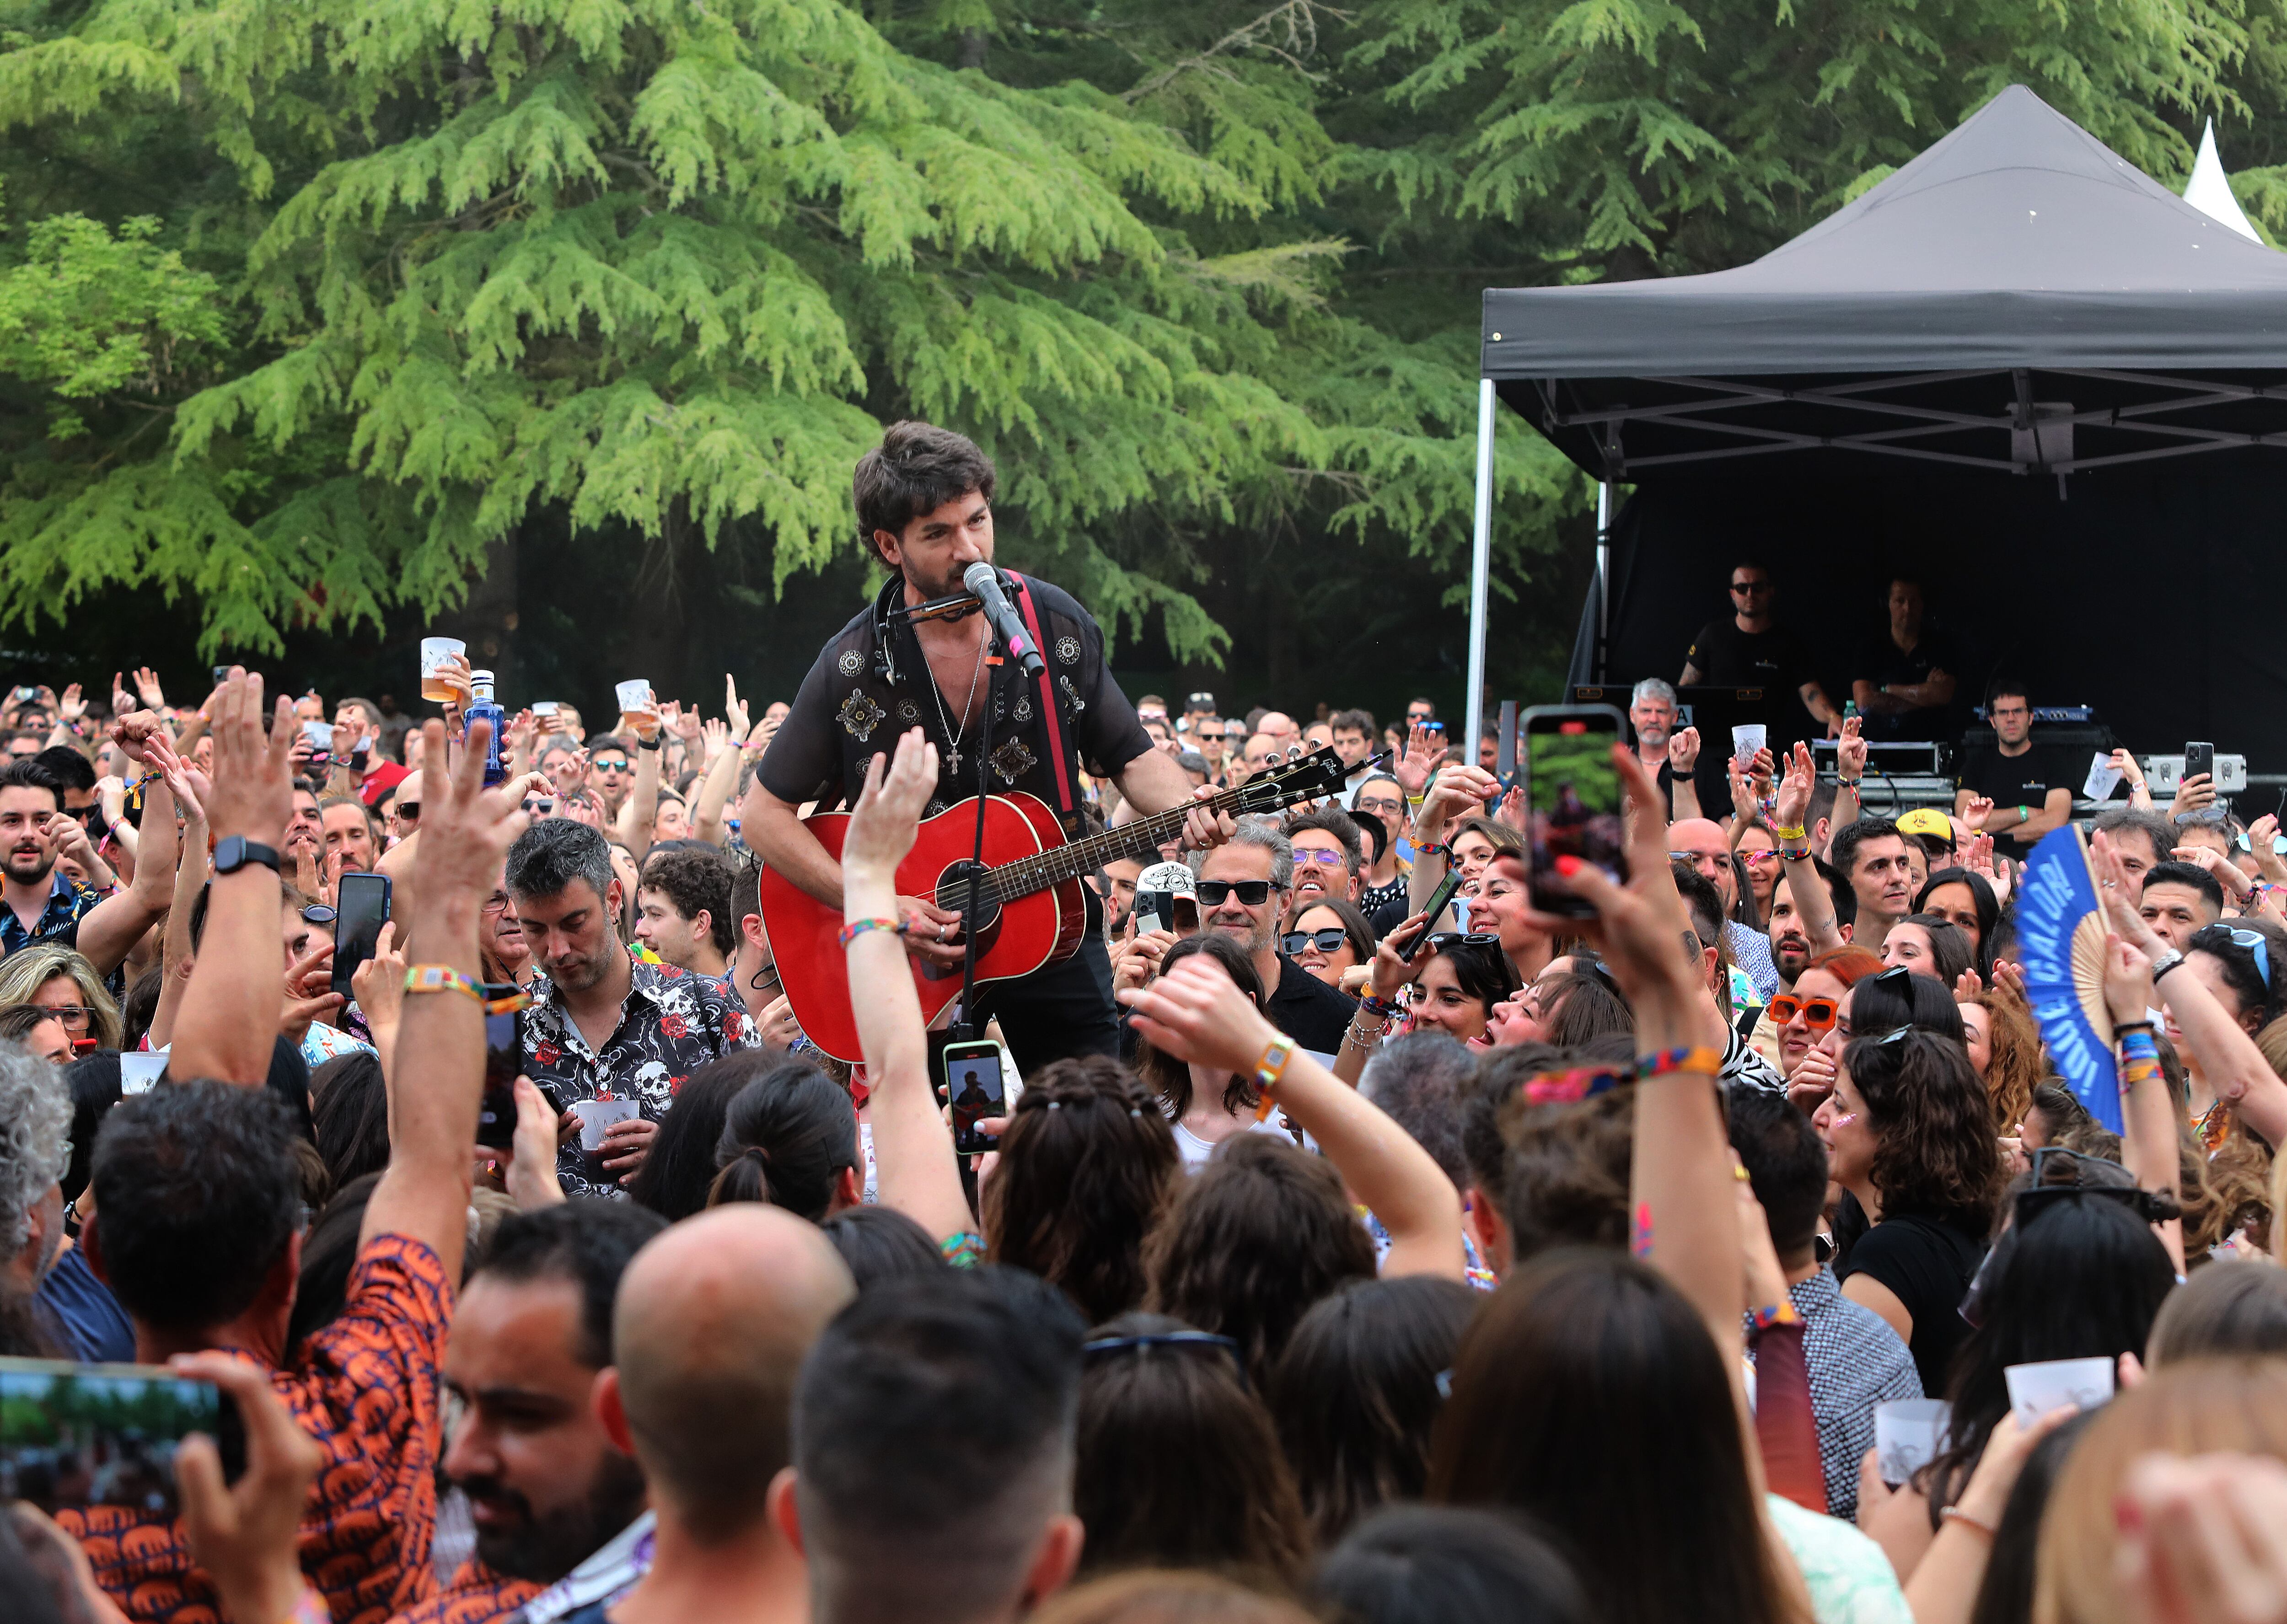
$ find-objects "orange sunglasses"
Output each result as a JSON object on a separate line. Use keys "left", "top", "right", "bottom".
{"left": 1768, "top": 994, "right": 1839, "bottom": 1030}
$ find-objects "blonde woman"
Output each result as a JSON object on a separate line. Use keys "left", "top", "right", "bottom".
{"left": 0, "top": 941, "right": 121, "bottom": 1050}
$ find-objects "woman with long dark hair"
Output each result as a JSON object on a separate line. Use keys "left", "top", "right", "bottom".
{"left": 706, "top": 1057, "right": 862, "bottom": 1220}
{"left": 983, "top": 1056, "right": 1179, "bottom": 1324}
{"left": 1813, "top": 1028, "right": 2001, "bottom": 1396}
{"left": 1915, "top": 868, "right": 2000, "bottom": 981}
{"left": 1134, "top": 933, "right": 1293, "bottom": 1171}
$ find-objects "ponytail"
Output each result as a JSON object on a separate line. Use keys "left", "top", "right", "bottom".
{"left": 708, "top": 1063, "right": 860, "bottom": 1221}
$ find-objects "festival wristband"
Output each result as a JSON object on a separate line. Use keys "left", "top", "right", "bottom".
{"left": 1748, "top": 1301, "right": 1803, "bottom": 1331}
{"left": 404, "top": 965, "right": 483, "bottom": 1005}
{"left": 838, "top": 917, "right": 905, "bottom": 949}
{"left": 1413, "top": 841, "right": 1450, "bottom": 859}
{"left": 1252, "top": 1034, "right": 1296, "bottom": 1121}
{"left": 1772, "top": 824, "right": 1807, "bottom": 841}
{"left": 1635, "top": 1045, "right": 1725, "bottom": 1081}
{"left": 1779, "top": 843, "right": 1811, "bottom": 863}
{"left": 1523, "top": 1065, "right": 1627, "bottom": 1106}
{"left": 1358, "top": 994, "right": 1403, "bottom": 1021}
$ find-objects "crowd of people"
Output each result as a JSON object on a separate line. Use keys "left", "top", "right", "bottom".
{"left": 3, "top": 536, "right": 2287, "bottom": 1624}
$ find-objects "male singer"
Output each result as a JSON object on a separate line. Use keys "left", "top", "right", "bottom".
{"left": 747, "top": 420, "right": 1225, "bottom": 1070}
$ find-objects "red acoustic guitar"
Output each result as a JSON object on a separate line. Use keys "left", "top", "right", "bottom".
{"left": 759, "top": 746, "right": 1354, "bottom": 1062}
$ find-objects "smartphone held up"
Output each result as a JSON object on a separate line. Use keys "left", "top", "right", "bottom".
{"left": 0, "top": 1356, "right": 243, "bottom": 1517}
{"left": 1522, "top": 705, "right": 1629, "bottom": 918}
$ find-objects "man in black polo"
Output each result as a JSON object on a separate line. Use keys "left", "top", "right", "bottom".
{"left": 1954, "top": 679, "right": 2073, "bottom": 858}
{"left": 1680, "top": 559, "right": 1844, "bottom": 740}
{"left": 746, "top": 420, "right": 1223, "bottom": 1072}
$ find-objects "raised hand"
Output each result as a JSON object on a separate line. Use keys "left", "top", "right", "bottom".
{"left": 111, "top": 670, "right": 135, "bottom": 718}
{"left": 133, "top": 665, "right": 166, "bottom": 709}
{"left": 1961, "top": 795, "right": 1997, "bottom": 833}
{"left": 1369, "top": 914, "right": 1433, "bottom": 1003}
{"left": 1668, "top": 725, "right": 1701, "bottom": 775}
{"left": 58, "top": 682, "right": 84, "bottom": 721}
{"left": 1774, "top": 741, "right": 1815, "bottom": 833}
{"left": 173, "top": 1351, "right": 325, "bottom": 1624}
{"left": 845, "top": 729, "right": 961, "bottom": 967}
{"left": 108, "top": 708, "right": 170, "bottom": 767}
{"left": 723, "top": 673, "right": 751, "bottom": 739}
{"left": 410, "top": 716, "right": 530, "bottom": 906}
{"left": 2103, "top": 931, "right": 2158, "bottom": 1028}
{"left": 1836, "top": 713, "right": 1867, "bottom": 782}
{"left": 1118, "top": 950, "right": 1279, "bottom": 1077}
{"left": 2249, "top": 815, "right": 2287, "bottom": 885}
{"left": 203, "top": 669, "right": 295, "bottom": 847}
{"left": 701, "top": 717, "right": 730, "bottom": 761}
{"left": 1393, "top": 722, "right": 1447, "bottom": 797}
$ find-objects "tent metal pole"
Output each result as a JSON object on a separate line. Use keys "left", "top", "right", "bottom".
{"left": 1595, "top": 482, "right": 1611, "bottom": 682}
{"left": 1466, "top": 378, "right": 1495, "bottom": 756}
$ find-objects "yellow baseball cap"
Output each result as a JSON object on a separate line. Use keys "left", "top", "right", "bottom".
{"left": 1895, "top": 809, "right": 1955, "bottom": 843}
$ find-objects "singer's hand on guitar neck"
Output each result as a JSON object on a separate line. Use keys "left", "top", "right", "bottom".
{"left": 1178, "top": 782, "right": 1235, "bottom": 852}
{"left": 845, "top": 730, "right": 965, "bottom": 966}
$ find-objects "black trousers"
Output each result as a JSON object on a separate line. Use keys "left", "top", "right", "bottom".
{"left": 970, "top": 884, "right": 1122, "bottom": 1075}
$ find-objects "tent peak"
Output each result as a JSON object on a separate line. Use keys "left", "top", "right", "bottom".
{"left": 2186, "top": 116, "right": 2263, "bottom": 243}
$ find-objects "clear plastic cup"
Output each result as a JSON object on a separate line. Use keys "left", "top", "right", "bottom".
{"left": 614, "top": 679, "right": 655, "bottom": 717}
{"left": 420, "top": 637, "right": 469, "bottom": 704}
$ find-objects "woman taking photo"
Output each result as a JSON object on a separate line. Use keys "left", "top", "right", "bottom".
{"left": 1813, "top": 1028, "right": 2002, "bottom": 1394}
{"left": 1337, "top": 922, "right": 1522, "bottom": 1076}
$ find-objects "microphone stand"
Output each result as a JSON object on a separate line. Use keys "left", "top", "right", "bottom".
{"left": 955, "top": 635, "right": 995, "bottom": 1046}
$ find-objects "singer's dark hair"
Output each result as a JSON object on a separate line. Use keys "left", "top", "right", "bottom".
{"left": 854, "top": 421, "right": 997, "bottom": 561}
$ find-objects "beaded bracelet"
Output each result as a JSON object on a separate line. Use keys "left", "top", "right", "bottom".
{"left": 1252, "top": 1034, "right": 1297, "bottom": 1121}
{"left": 838, "top": 916, "right": 905, "bottom": 949}
{"left": 1748, "top": 1300, "right": 1803, "bottom": 1331}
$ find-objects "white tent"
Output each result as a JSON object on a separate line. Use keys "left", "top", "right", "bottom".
{"left": 2184, "top": 118, "right": 2261, "bottom": 243}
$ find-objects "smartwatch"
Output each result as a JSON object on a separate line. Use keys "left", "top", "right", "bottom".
{"left": 213, "top": 836, "right": 281, "bottom": 877}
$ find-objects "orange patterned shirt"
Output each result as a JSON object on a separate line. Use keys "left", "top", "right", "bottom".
{"left": 388, "top": 1560, "right": 542, "bottom": 1624}
{"left": 61, "top": 1233, "right": 455, "bottom": 1624}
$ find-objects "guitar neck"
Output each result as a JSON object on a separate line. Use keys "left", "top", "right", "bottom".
{"left": 982, "top": 785, "right": 1249, "bottom": 903}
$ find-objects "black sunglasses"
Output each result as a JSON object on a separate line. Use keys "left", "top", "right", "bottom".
{"left": 393, "top": 801, "right": 419, "bottom": 820}
{"left": 301, "top": 904, "right": 337, "bottom": 925}
{"left": 1427, "top": 931, "right": 1501, "bottom": 951}
{"left": 1196, "top": 879, "right": 1280, "bottom": 906}
{"left": 1280, "top": 927, "right": 1349, "bottom": 955}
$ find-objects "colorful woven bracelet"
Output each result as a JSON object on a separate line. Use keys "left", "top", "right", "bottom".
{"left": 940, "top": 1231, "right": 985, "bottom": 1268}
{"left": 1414, "top": 841, "right": 1450, "bottom": 859}
{"left": 1358, "top": 993, "right": 1403, "bottom": 1021}
{"left": 1252, "top": 1034, "right": 1297, "bottom": 1121}
{"left": 404, "top": 965, "right": 482, "bottom": 1004}
{"left": 838, "top": 916, "right": 904, "bottom": 949}
{"left": 1749, "top": 1300, "right": 1803, "bottom": 1331}
{"left": 1635, "top": 1045, "right": 1725, "bottom": 1081}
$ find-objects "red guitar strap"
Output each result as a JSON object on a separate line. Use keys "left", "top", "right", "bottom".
{"left": 1009, "top": 574, "right": 1078, "bottom": 821}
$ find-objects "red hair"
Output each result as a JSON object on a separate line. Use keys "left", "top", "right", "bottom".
{"left": 1807, "top": 946, "right": 1883, "bottom": 985}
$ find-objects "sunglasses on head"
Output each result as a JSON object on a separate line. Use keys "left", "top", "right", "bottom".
{"left": 1768, "top": 993, "right": 1838, "bottom": 1029}
{"left": 2213, "top": 925, "right": 2274, "bottom": 993}
{"left": 1196, "top": 879, "right": 1279, "bottom": 906}
{"left": 1427, "top": 931, "right": 1500, "bottom": 952}
{"left": 1083, "top": 1330, "right": 1248, "bottom": 1391}
{"left": 1866, "top": 964, "right": 1914, "bottom": 995}
{"left": 1280, "top": 927, "right": 1350, "bottom": 956}
{"left": 301, "top": 904, "right": 338, "bottom": 926}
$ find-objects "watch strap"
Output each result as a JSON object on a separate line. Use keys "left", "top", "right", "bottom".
{"left": 214, "top": 837, "right": 281, "bottom": 876}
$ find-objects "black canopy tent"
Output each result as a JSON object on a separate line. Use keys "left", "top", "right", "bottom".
{"left": 1468, "top": 85, "right": 2287, "bottom": 770}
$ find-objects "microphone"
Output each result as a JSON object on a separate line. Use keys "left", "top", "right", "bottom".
{"left": 962, "top": 563, "right": 1048, "bottom": 678}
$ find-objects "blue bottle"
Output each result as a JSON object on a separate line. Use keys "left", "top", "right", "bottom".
{"left": 467, "top": 668, "right": 508, "bottom": 785}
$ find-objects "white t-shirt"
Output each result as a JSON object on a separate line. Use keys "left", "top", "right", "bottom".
{"left": 1170, "top": 1114, "right": 1307, "bottom": 1172}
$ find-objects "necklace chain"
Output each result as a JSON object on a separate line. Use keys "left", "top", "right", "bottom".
{"left": 924, "top": 620, "right": 990, "bottom": 773}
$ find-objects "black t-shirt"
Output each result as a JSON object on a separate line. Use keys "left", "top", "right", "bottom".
{"left": 1267, "top": 954, "right": 1357, "bottom": 1054}
{"left": 1836, "top": 1210, "right": 1986, "bottom": 1396}
{"left": 1853, "top": 624, "right": 1964, "bottom": 742}
{"left": 1685, "top": 619, "right": 1816, "bottom": 691}
{"left": 759, "top": 572, "right": 1154, "bottom": 838}
{"left": 1957, "top": 743, "right": 2068, "bottom": 848}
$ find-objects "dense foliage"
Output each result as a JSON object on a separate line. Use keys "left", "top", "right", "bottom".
{"left": 0, "top": 0, "right": 2273, "bottom": 712}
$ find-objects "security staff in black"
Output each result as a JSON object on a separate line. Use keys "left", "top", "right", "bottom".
{"left": 747, "top": 420, "right": 1221, "bottom": 1074}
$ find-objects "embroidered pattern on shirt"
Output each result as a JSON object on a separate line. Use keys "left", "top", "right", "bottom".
{"left": 837, "top": 690, "right": 886, "bottom": 741}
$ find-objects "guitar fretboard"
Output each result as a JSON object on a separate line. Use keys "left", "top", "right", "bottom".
{"left": 933, "top": 751, "right": 1356, "bottom": 910}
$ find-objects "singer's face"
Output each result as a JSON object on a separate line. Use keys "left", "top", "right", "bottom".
{"left": 878, "top": 491, "right": 995, "bottom": 600}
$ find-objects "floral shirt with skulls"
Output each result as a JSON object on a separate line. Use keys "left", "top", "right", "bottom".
{"left": 522, "top": 949, "right": 756, "bottom": 1197}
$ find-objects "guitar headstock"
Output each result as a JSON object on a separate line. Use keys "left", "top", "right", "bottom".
{"left": 1227, "top": 745, "right": 1352, "bottom": 817}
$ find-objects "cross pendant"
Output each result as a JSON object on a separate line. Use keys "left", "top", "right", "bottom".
{"left": 946, "top": 746, "right": 963, "bottom": 775}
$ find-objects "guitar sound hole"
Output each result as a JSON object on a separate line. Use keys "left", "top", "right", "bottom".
{"left": 933, "top": 861, "right": 1003, "bottom": 935}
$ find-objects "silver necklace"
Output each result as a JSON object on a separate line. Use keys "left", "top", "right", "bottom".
{"left": 924, "top": 620, "right": 989, "bottom": 776}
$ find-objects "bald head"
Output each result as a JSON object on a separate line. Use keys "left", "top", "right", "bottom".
{"left": 614, "top": 1205, "right": 854, "bottom": 1543}
{"left": 1666, "top": 817, "right": 1733, "bottom": 906}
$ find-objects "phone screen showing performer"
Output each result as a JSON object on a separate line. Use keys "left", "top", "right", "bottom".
{"left": 942, "top": 1040, "right": 1006, "bottom": 1155}
{"left": 1525, "top": 705, "right": 1628, "bottom": 919}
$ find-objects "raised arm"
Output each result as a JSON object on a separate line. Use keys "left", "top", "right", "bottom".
{"left": 1122, "top": 952, "right": 1466, "bottom": 1281}
{"left": 690, "top": 677, "right": 751, "bottom": 847}
{"left": 170, "top": 673, "right": 295, "bottom": 1087}
{"left": 73, "top": 717, "right": 185, "bottom": 974}
{"left": 358, "top": 718, "right": 526, "bottom": 1278}
{"left": 614, "top": 707, "right": 662, "bottom": 858}
{"left": 2096, "top": 831, "right": 2287, "bottom": 1145}
{"left": 840, "top": 728, "right": 975, "bottom": 1247}
{"left": 2097, "top": 929, "right": 2187, "bottom": 1276}
{"left": 1772, "top": 743, "right": 1845, "bottom": 956}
